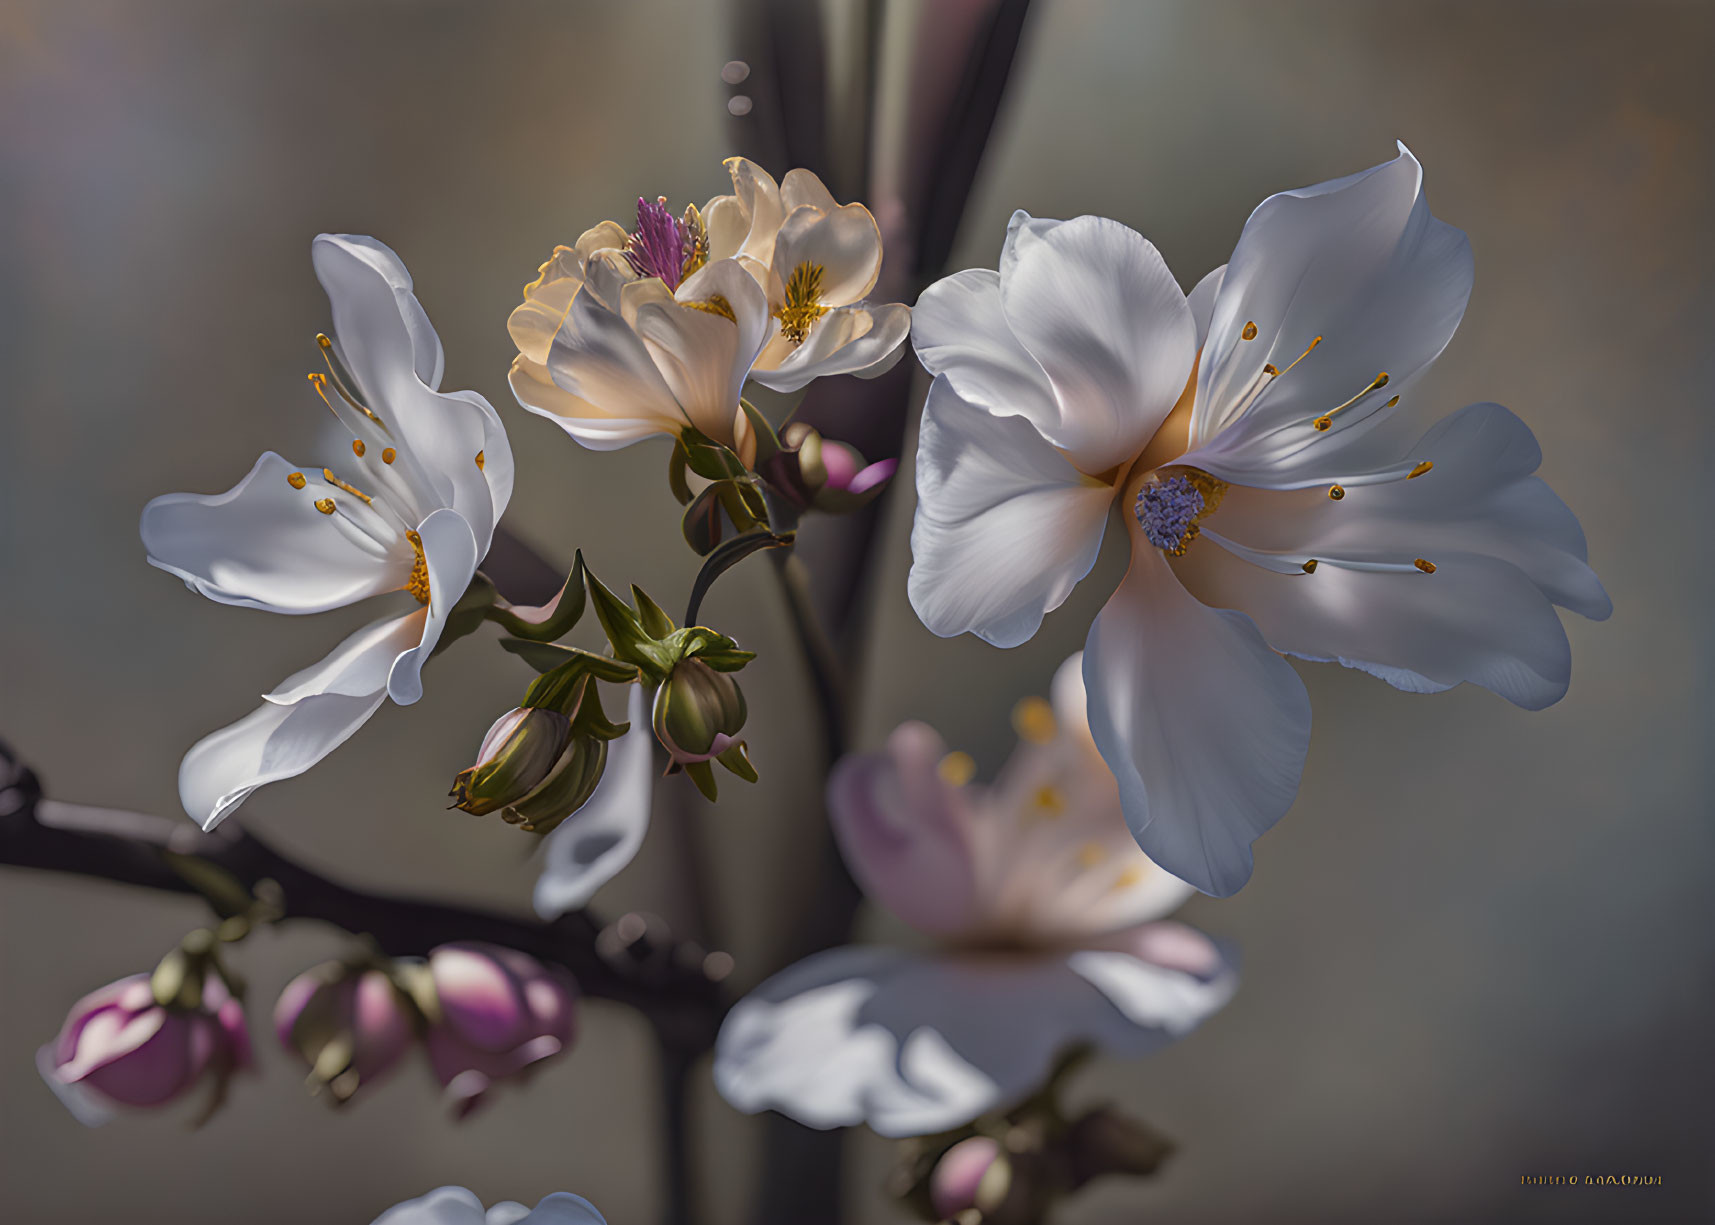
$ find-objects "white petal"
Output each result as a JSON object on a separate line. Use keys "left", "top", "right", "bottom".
{"left": 908, "top": 376, "right": 1114, "bottom": 648}
{"left": 779, "top": 167, "right": 841, "bottom": 216}
{"left": 1190, "top": 144, "right": 1472, "bottom": 457}
{"left": 370, "top": 1186, "right": 488, "bottom": 1225}
{"left": 1185, "top": 265, "right": 1226, "bottom": 349}
{"left": 539, "top": 280, "right": 686, "bottom": 446}
{"left": 1083, "top": 536, "right": 1312, "bottom": 897}
{"left": 534, "top": 688, "right": 653, "bottom": 918}
{"left": 715, "top": 945, "right": 1230, "bottom": 1138}
{"left": 749, "top": 303, "right": 911, "bottom": 392}
{"left": 179, "top": 614, "right": 419, "bottom": 828}
{"left": 312, "top": 235, "right": 503, "bottom": 542}
{"left": 507, "top": 357, "right": 670, "bottom": 451}
{"left": 632, "top": 259, "right": 769, "bottom": 441}
{"left": 771, "top": 202, "right": 883, "bottom": 305}
{"left": 910, "top": 268, "right": 1061, "bottom": 433}
{"left": 514, "top": 1195, "right": 608, "bottom": 1225}
{"left": 1196, "top": 402, "right": 1611, "bottom": 620}
{"left": 386, "top": 508, "right": 480, "bottom": 706}
{"left": 142, "top": 452, "right": 407, "bottom": 614}
{"left": 998, "top": 213, "right": 1197, "bottom": 474}
{"left": 705, "top": 157, "right": 783, "bottom": 268}
{"left": 319, "top": 234, "right": 445, "bottom": 389}
{"left": 1065, "top": 947, "right": 1236, "bottom": 1033}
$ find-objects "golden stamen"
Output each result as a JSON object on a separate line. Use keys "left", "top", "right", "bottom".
{"left": 352, "top": 439, "right": 366, "bottom": 458}
{"left": 1328, "top": 484, "right": 1345, "bottom": 501}
{"left": 1241, "top": 321, "right": 1258, "bottom": 340}
{"left": 287, "top": 472, "right": 307, "bottom": 490}
{"left": 1414, "top": 558, "right": 1437, "bottom": 574}
{"left": 776, "top": 261, "right": 829, "bottom": 345}
{"left": 322, "top": 468, "right": 374, "bottom": 506}
{"left": 474, "top": 450, "right": 485, "bottom": 471}
{"left": 1114, "top": 865, "right": 1146, "bottom": 890}
{"left": 1301, "top": 559, "right": 1319, "bottom": 573}
{"left": 314, "top": 497, "right": 336, "bottom": 515}
{"left": 1032, "top": 785, "right": 1065, "bottom": 816}
{"left": 1263, "top": 334, "right": 1322, "bottom": 379}
{"left": 1011, "top": 697, "right": 1057, "bottom": 745}
{"left": 315, "top": 334, "right": 384, "bottom": 426}
{"left": 937, "top": 751, "right": 976, "bottom": 786}
{"left": 1408, "top": 461, "right": 1433, "bottom": 479}
{"left": 381, "top": 447, "right": 397, "bottom": 465}
{"left": 405, "top": 529, "right": 432, "bottom": 605}
{"left": 1312, "top": 372, "right": 1390, "bottom": 431}
{"left": 684, "top": 294, "right": 737, "bottom": 323}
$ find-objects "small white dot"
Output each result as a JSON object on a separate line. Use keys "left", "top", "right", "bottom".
{"left": 727, "top": 95, "right": 753, "bottom": 116}
{"left": 721, "top": 60, "right": 751, "bottom": 85}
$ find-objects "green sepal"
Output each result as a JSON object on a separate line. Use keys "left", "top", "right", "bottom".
{"left": 521, "top": 662, "right": 594, "bottom": 716}
{"left": 500, "top": 638, "right": 640, "bottom": 683}
{"left": 683, "top": 759, "right": 719, "bottom": 801}
{"left": 740, "top": 398, "right": 784, "bottom": 464}
{"left": 717, "top": 740, "right": 758, "bottom": 783}
{"left": 431, "top": 573, "right": 500, "bottom": 660}
{"left": 678, "top": 427, "right": 749, "bottom": 481}
{"left": 483, "top": 551, "right": 587, "bottom": 642}
{"left": 682, "top": 478, "right": 769, "bottom": 555}
{"left": 664, "top": 626, "right": 756, "bottom": 670}
{"left": 586, "top": 568, "right": 675, "bottom": 680}
{"left": 568, "top": 680, "right": 631, "bottom": 742}
{"left": 667, "top": 438, "right": 695, "bottom": 506}
{"left": 151, "top": 948, "right": 195, "bottom": 1010}
{"left": 632, "top": 585, "right": 677, "bottom": 639}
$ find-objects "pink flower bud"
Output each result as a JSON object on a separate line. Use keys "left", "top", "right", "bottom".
{"left": 422, "top": 943, "right": 578, "bottom": 1118}
{"left": 930, "top": 1135, "right": 1009, "bottom": 1219}
{"left": 39, "top": 973, "right": 250, "bottom": 1125}
{"left": 275, "top": 963, "right": 416, "bottom": 1102}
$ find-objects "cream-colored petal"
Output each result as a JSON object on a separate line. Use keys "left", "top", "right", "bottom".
{"left": 780, "top": 167, "right": 841, "bottom": 215}
{"left": 771, "top": 203, "right": 883, "bottom": 306}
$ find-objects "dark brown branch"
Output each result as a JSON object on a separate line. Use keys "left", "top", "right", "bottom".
{"left": 0, "top": 746, "right": 726, "bottom": 1038}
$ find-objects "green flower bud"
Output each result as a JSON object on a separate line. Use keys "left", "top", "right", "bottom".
{"left": 449, "top": 708, "right": 571, "bottom": 816}
{"left": 653, "top": 658, "right": 747, "bottom": 765}
{"left": 501, "top": 733, "right": 609, "bottom": 835}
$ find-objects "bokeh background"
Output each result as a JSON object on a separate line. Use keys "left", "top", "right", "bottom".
{"left": 2, "top": 1, "right": 1711, "bottom": 1222}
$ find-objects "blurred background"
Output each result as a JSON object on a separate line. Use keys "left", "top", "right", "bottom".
{"left": 2, "top": 1, "right": 1711, "bottom": 1222}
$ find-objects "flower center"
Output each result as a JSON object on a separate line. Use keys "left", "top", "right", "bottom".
{"left": 1134, "top": 468, "right": 1227, "bottom": 556}
{"left": 775, "top": 261, "right": 828, "bottom": 345}
{"left": 404, "top": 530, "right": 431, "bottom": 605}
{"left": 624, "top": 195, "right": 707, "bottom": 290}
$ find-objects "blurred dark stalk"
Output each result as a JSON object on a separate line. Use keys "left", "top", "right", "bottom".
{"left": 725, "top": 3, "right": 1035, "bottom": 1220}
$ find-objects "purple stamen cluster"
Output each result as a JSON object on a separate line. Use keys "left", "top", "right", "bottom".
{"left": 1136, "top": 474, "right": 1205, "bottom": 554}
{"left": 626, "top": 196, "right": 690, "bottom": 288}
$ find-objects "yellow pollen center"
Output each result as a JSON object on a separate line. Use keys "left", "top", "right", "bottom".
{"left": 287, "top": 471, "right": 307, "bottom": 490}
{"left": 1011, "top": 697, "right": 1057, "bottom": 744}
{"left": 776, "top": 262, "right": 828, "bottom": 345}
{"left": 937, "top": 751, "right": 976, "bottom": 786}
{"left": 684, "top": 294, "right": 737, "bottom": 323}
{"left": 1032, "top": 785, "right": 1065, "bottom": 816}
{"left": 474, "top": 450, "right": 485, "bottom": 471}
{"left": 405, "top": 529, "right": 431, "bottom": 605}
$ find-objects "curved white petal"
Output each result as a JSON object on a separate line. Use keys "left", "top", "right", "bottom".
{"left": 320, "top": 234, "right": 445, "bottom": 389}
{"left": 508, "top": 226, "right": 630, "bottom": 364}
{"left": 1084, "top": 535, "right": 1312, "bottom": 897}
{"left": 179, "top": 614, "right": 420, "bottom": 828}
{"left": 508, "top": 357, "right": 669, "bottom": 451}
{"left": 705, "top": 157, "right": 784, "bottom": 268}
{"left": 771, "top": 202, "right": 883, "bottom": 305}
{"left": 534, "top": 687, "right": 653, "bottom": 918}
{"left": 998, "top": 213, "right": 1197, "bottom": 474}
{"left": 910, "top": 268, "right": 1061, "bottom": 431}
{"left": 1174, "top": 536, "right": 1574, "bottom": 711}
{"left": 312, "top": 235, "right": 503, "bottom": 541}
{"left": 715, "top": 943, "right": 1231, "bottom": 1138}
{"left": 749, "top": 303, "right": 910, "bottom": 392}
{"left": 514, "top": 1194, "right": 608, "bottom": 1225}
{"left": 535, "top": 278, "right": 687, "bottom": 446}
{"left": 386, "top": 508, "right": 480, "bottom": 706}
{"left": 828, "top": 722, "right": 982, "bottom": 939}
{"left": 142, "top": 452, "right": 408, "bottom": 614}
{"left": 632, "top": 259, "right": 769, "bottom": 441}
{"left": 1190, "top": 144, "right": 1473, "bottom": 462}
{"left": 908, "top": 377, "right": 1114, "bottom": 648}
{"left": 1197, "top": 402, "right": 1611, "bottom": 621}
{"left": 779, "top": 167, "right": 841, "bottom": 216}
{"left": 1185, "top": 265, "right": 1226, "bottom": 350}
{"left": 370, "top": 1187, "right": 488, "bottom": 1225}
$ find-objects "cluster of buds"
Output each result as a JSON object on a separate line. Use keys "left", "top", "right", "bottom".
{"left": 274, "top": 942, "right": 577, "bottom": 1117}
{"left": 38, "top": 930, "right": 251, "bottom": 1126}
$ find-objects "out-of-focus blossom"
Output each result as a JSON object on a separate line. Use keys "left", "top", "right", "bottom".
{"left": 759, "top": 421, "right": 899, "bottom": 516}
{"left": 506, "top": 159, "right": 909, "bottom": 459}
{"left": 142, "top": 234, "right": 514, "bottom": 829}
{"left": 274, "top": 962, "right": 416, "bottom": 1103}
{"left": 39, "top": 972, "right": 251, "bottom": 1126}
{"left": 371, "top": 1186, "right": 607, "bottom": 1225}
{"left": 714, "top": 656, "right": 1235, "bottom": 1138}
{"left": 422, "top": 943, "right": 577, "bottom": 1118}
{"left": 931, "top": 1134, "right": 1010, "bottom": 1218}
{"left": 907, "top": 144, "right": 1609, "bottom": 896}
{"left": 704, "top": 158, "right": 911, "bottom": 392}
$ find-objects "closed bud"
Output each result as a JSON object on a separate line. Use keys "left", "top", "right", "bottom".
{"left": 502, "top": 732, "right": 609, "bottom": 835}
{"left": 450, "top": 708, "right": 572, "bottom": 816}
{"left": 931, "top": 1136, "right": 1012, "bottom": 1219}
{"left": 653, "top": 658, "right": 747, "bottom": 765}
{"left": 274, "top": 962, "right": 415, "bottom": 1104}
